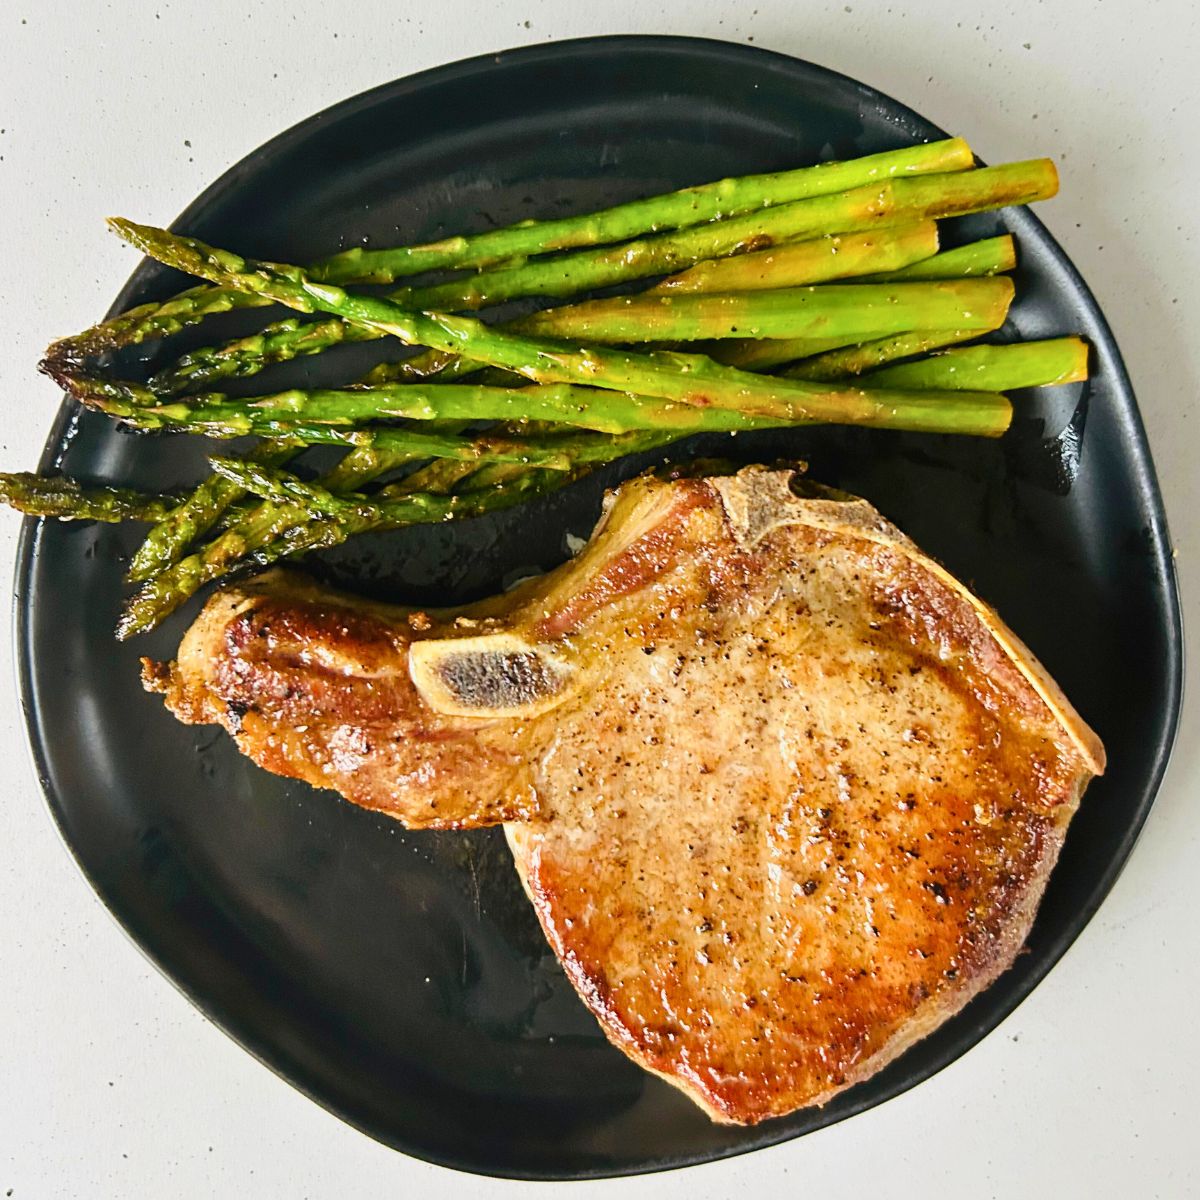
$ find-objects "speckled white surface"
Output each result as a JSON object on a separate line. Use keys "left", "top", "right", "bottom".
{"left": 0, "top": 2, "right": 1196, "bottom": 1197}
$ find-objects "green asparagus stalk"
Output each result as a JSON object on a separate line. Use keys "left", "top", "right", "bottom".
{"left": 393, "top": 336, "right": 896, "bottom": 382}
{"left": 858, "top": 337, "right": 1088, "bottom": 390}
{"left": 647, "top": 221, "right": 939, "bottom": 293}
{"left": 150, "top": 316, "right": 381, "bottom": 394}
{"left": 703, "top": 333, "right": 876, "bottom": 372}
{"left": 779, "top": 329, "right": 987, "bottom": 378}
{"left": 61, "top": 369, "right": 722, "bottom": 461}
{"left": 206, "top": 457, "right": 480, "bottom": 519}
{"left": 862, "top": 234, "right": 1016, "bottom": 281}
{"left": 0, "top": 473, "right": 176, "bottom": 522}
{"left": 133, "top": 340, "right": 1069, "bottom": 441}
{"left": 513, "top": 278, "right": 1014, "bottom": 344}
{"left": 127, "top": 439, "right": 300, "bottom": 582}
{"left": 388, "top": 457, "right": 492, "bottom": 496}
{"left": 388, "top": 162, "right": 1056, "bottom": 311}
{"left": 135, "top": 349, "right": 1014, "bottom": 441}
{"left": 312, "top": 138, "right": 975, "bottom": 283}
{"left": 125, "top": 374, "right": 1008, "bottom": 439}
{"left": 106, "top": 219, "right": 1013, "bottom": 437}
{"left": 123, "top": 382, "right": 787, "bottom": 436}
{"left": 361, "top": 352, "right": 489, "bottom": 385}
{"left": 206, "top": 460, "right": 514, "bottom": 520}
{"left": 45, "top": 286, "right": 274, "bottom": 365}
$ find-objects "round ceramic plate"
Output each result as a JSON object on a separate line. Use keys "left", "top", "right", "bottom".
{"left": 15, "top": 35, "right": 1182, "bottom": 1180}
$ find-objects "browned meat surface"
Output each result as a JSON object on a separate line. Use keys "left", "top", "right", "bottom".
{"left": 145, "top": 467, "right": 1104, "bottom": 1123}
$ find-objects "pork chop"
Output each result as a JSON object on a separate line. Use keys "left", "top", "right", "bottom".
{"left": 144, "top": 466, "right": 1104, "bottom": 1123}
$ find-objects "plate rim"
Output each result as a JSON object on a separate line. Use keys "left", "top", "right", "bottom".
{"left": 11, "top": 33, "right": 1185, "bottom": 1180}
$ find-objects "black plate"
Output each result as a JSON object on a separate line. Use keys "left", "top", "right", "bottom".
{"left": 15, "top": 36, "right": 1182, "bottom": 1180}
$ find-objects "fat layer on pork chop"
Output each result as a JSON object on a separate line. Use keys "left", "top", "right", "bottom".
{"left": 144, "top": 466, "right": 1104, "bottom": 1124}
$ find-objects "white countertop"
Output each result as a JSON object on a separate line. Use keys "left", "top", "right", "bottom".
{"left": 1, "top": 3, "right": 1196, "bottom": 1197}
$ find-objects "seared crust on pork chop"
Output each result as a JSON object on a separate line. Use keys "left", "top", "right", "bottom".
{"left": 144, "top": 467, "right": 1103, "bottom": 1123}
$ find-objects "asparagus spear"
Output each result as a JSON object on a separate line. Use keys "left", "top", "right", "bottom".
{"left": 362, "top": 351, "right": 481, "bottom": 385}
{"left": 206, "top": 458, "right": 478, "bottom": 519}
{"left": 365, "top": 353, "right": 520, "bottom": 386}
{"left": 0, "top": 473, "right": 176, "bottom": 522}
{"left": 704, "top": 332, "right": 884, "bottom": 372}
{"left": 390, "top": 457, "right": 494, "bottom": 496}
{"left": 388, "top": 162, "right": 1056, "bottom": 311}
{"left": 0, "top": 447, "right": 526, "bottom": 538}
{"left": 106, "top": 219, "right": 1013, "bottom": 437}
{"left": 61, "top": 369, "right": 723, "bottom": 461}
{"left": 862, "top": 234, "right": 1016, "bottom": 281}
{"left": 150, "top": 316, "right": 380, "bottom": 394}
{"left": 858, "top": 337, "right": 1088, "bottom": 390}
{"left": 647, "top": 222, "right": 939, "bottom": 294}
{"left": 513, "top": 279, "right": 1014, "bottom": 344}
{"left": 45, "top": 286, "right": 273, "bottom": 365}
{"left": 120, "top": 382, "right": 785, "bottom": 436}
{"left": 779, "top": 329, "right": 987, "bottom": 378}
{"left": 312, "top": 138, "right": 975, "bottom": 283}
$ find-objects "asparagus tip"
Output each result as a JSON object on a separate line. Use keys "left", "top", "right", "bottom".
{"left": 114, "top": 608, "right": 141, "bottom": 642}
{"left": 107, "top": 217, "right": 162, "bottom": 258}
{"left": 39, "top": 355, "right": 76, "bottom": 390}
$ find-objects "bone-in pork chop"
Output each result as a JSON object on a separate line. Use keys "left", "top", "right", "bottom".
{"left": 144, "top": 467, "right": 1104, "bottom": 1123}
